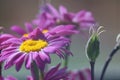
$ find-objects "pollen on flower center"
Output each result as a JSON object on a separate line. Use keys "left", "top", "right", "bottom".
{"left": 19, "top": 39, "right": 48, "bottom": 53}
{"left": 23, "top": 33, "right": 29, "bottom": 37}
{"left": 42, "top": 29, "right": 48, "bottom": 34}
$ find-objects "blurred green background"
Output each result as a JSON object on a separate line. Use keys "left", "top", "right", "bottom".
{"left": 0, "top": 0, "right": 120, "bottom": 80}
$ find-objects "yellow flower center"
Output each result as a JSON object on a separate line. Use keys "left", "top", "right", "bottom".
{"left": 23, "top": 33, "right": 29, "bottom": 37}
{"left": 42, "top": 29, "right": 48, "bottom": 34}
{"left": 19, "top": 39, "right": 48, "bottom": 53}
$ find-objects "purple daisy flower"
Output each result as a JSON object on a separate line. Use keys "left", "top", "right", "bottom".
{"left": 0, "top": 28, "right": 71, "bottom": 71}
{"left": 68, "top": 68, "right": 91, "bottom": 80}
{"left": 37, "top": 3, "right": 74, "bottom": 25}
{"left": 39, "top": 3, "right": 95, "bottom": 30}
{"left": 43, "top": 3, "right": 74, "bottom": 22}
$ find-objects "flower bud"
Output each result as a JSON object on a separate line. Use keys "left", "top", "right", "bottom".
{"left": 85, "top": 26, "right": 104, "bottom": 62}
{"left": 86, "top": 34, "right": 100, "bottom": 62}
{"left": 116, "top": 33, "right": 120, "bottom": 48}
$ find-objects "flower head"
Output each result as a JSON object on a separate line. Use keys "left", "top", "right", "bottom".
{"left": 37, "top": 3, "right": 95, "bottom": 30}
{"left": 41, "top": 3, "right": 74, "bottom": 23}
{"left": 85, "top": 26, "right": 105, "bottom": 62}
{"left": 0, "top": 28, "right": 71, "bottom": 71}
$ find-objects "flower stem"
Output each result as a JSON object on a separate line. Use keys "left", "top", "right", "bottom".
{"left": 100, "top": 45, "right": 120, "bottom": 80}
{"left": 90, "top": 61, "right": 95, "bottom": 80}
{"left": 63, "top": 54, "right": 69, "bottom": 67}
{"left": 30, "top": 61, "right": 39, "bottom": 80}
{"left": 40, "top": 69, "right": 44, "bottom": 80}
{"left": 63, "top": 37, "right": 71, "bottom": 67}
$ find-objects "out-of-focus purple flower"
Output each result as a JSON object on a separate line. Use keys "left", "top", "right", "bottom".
{"left": 44, "top": 3, "right": 74, "bottom": 22}
{"left": 0, "top": 76, "right": 17, "bottom": 80}
{"left": 73, "top": 10, "right": 95, "bottom": 30}
{"left": 44, "top": 63, "right": 68, "bottom": 80}
{"left": 68, "top": 68, "right": 91, "bottom": 80}
{"left": 0, "top": 28, "right": 72, "bottom": 71}
{"left": 10, "top": 22, "right": 34, "bottom": 37}
{"left": 33, "top": 3, "right": 74, "bottom": 29}
{"left": 38, "top": 3, "right": 95, "bottom": 30}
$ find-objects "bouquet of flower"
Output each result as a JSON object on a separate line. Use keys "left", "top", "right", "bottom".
{"left": 0, "top": 1, "right": 120, "bottom": 80}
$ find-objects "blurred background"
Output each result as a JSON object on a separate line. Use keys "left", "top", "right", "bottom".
{"left": 0, "top": 0, "right": 120, "bottom": 80}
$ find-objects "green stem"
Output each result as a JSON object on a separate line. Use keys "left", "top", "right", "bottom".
{"left": 63, "top": 54, "right": 69, "bottom": 67}
{"left": 100, "top": 45, "right": 120, "bottom": 80}
{"left": 63, "top": 36, "right": 71, "bottom": 67}
{"left": 40, "top": 69, "right": 44, "bottom": 80}
{"left": 90, "top": 61, "right": 95, "bottom": 80}
{"left": 30, "top": 61, "right": 39, "bottom": 80}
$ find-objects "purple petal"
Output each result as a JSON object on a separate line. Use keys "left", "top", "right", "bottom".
{"left": 45, "top": 63, "right": 60, "bottom": 80}
{"left": 29, "top": 28, "right": 46, "bottom": 40}
{"left": 5, "top": 76, "right": 17, "bottom": 80}
{"left": 56, "top": 50, "right": 65, "bottom": 58}
{"left": 25, "top": 54, "right": 32, "bottom": 69}
{"left": 46, "top": 3, "right": 59, "bottom": 18}
{"left": 59, "top": 5, "right": 67, "bottom": 16}
{"left": 25, "top": 22, "right": 34, "bottom": 33}
{"left": 14, "top": 54, "right": 26, "bottom": 71}
{"left": 38, "top": 50, "right": 50, "bottom": 62}
{"left": 10, "top": 25, "right": 26, "bottom": 35}
{"left": 49, "top": 68, "right": 68, "bottom": 80}
{"left": 31, "top": 52, "right": 39, "bottom": 60}
{"left": 4, "top": 52, "right": 21, "bottom": 70}
{"left": 27, "top": 76, "right": 34, "bottom": 80}
{"left": 34, "top": 57, "right": 45, "bottom": 70}
{"left": 43, "top": 46, "right": 58, "bottom": 53}
{"left": 78, "top": 71, "right": 86, "bottom": 80}
{"left": 1, "top": 38, "right": 21, "bottom": 45}
{"left": 49, "top": 25, "right": 74, "bottom": 32}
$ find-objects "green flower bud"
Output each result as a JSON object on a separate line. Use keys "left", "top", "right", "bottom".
{"left": 85, "top": 26, "right": 105, "bottom": 62}
{"left": 116, "top": 33, "right": 120, "bottom": 48}
{"left": 86, "top": 34, "right": 100, "bottom": 62}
